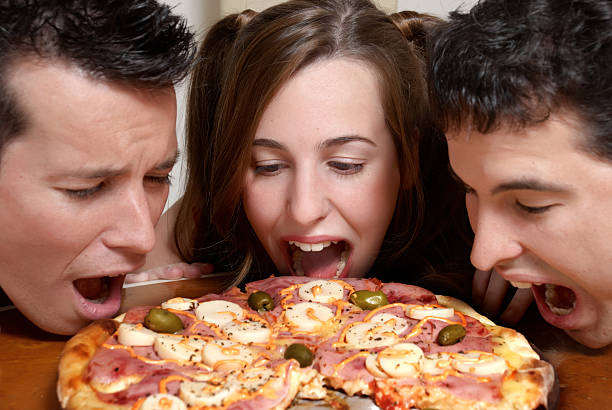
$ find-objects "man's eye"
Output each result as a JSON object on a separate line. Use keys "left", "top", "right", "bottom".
{"left": 254, "top": 164, "right": 284, "bottom": 175}
{"left": 328, "top": 161, "right": 363, "bottom": 174}
{"left": 64, "top": 184, "right": 103, "bottom": 199}
{"left": 145, "top": 175, "right": 172, "bottom": 185}
{"left": 515, "top": 201, "right": 554, "bottom": 214}
{"left": 464, "top": 185, "right": 476, "bottom": 195}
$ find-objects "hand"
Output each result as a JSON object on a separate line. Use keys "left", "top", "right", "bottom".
{"left": 125, "top": 262, "right": 214, "bottom": 284}
{"left": 472, "top": 269, "right": 533, "bottom": 325}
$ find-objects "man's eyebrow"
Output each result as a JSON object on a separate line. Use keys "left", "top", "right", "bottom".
{"left": 492, "top": 179, "right": 569, "bottom": 195}
{"left": 155, "top": 150, "right": 180, "bottom": 171}
{"left": 51, "top": 151, "right": 180, "bottom": 179}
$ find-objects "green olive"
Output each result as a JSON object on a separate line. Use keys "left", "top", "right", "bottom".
{"left": 144, "top": 308, "right": 184, "bottom": 333}
{"left": 349, "top": 290, "right": 389, "bottom": 310}
{"left": 248, "top": 290, "right": 275, "bottom": 311}
{"left": 436, "top": 324, "right": 466, "bottom": 346}
{"left": 284, "top": 343, "right": 314, "bottom": 367}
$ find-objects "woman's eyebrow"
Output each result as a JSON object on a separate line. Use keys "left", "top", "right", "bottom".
{"left": 253, "top": 138, "right": 287, "bottom": 150}
{"left": 318, "top": 135, "right": 377, "bottom": 150}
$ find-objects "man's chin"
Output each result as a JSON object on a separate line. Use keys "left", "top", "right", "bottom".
{"left": 564, "top": 328, "right": 612, "bottom": 349}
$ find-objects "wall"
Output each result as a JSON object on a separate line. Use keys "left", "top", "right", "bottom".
{"left": 161, "top": 0, "right": 478, "bottom": 208}
{"left": 397, "top": 0, "right": 477, "bottom": 17}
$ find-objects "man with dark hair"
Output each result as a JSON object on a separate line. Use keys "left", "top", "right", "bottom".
{"left": 0, "top": 0, "right": 196, "bottom": 334}
{"left": 429, "top": 0, "right": 612, "bottom": 348}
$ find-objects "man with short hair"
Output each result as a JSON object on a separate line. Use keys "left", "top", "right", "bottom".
{"left": 429, "top": 0, "right": 612, "bottom": 348}
{"left": 0, "top": 0, "right": 196, "bottom": 334}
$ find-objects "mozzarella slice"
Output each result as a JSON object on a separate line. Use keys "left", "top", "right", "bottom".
{"left": 368, "top": 312, "right": 408, "bottom": 335}
{"left": 298, "top": 280, "right": 345, "bottom": 303}
{"left": 451, "top": 352, "right": 508, "bottom": 376}
{"left": 377, "top": 343, "right": 423, "bottom": 378}
{"left": 365, "top": 353, "right": 387, "bottom": 378}
{"left": 235, "top": 366, "right": 276, "bottom": 391}
{"left": 179, "top": 379, "right": 238, "bottom": 407}
{"left": 285, "top": 302, "right": 334, "bottom": 332}
{"left": 140, "top": 393, "right": 187, "bottom": 410}
{"left": 117, "top": 323, "right": 158, "bottom": 346}
{"left": 406, "top": 305, "right": 455, "bottom": 320}
{"left": 221, "top": 319, "right": 271, "bottom": 344}
{"left": 421, "top": 353, "right": 452, "bottom": 376}
{"left": 161, "top": 297, "right": 199, "bottom": 311}
{"left": 195, "top": 300, "right": 244, "bottom": 327}
{"left": 202, "top": 339, "right": 255, "bottom": 371}
{"left": 344, "top": 322, "right": 398, "bottom": 349}
{"left": 154, "top": 334, "right": 207, "bottom": 362}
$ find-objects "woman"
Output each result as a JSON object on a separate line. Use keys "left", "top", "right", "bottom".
{"left": 144, "top": 0, "right": 473, "bottom": 298}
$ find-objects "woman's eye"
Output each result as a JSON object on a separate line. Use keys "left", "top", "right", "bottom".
{"left": 254, "top": 163, "right": 285, "bottom": 175}
{"left": 64, "top": 184, "right": 104, "bottom": 199}
{"left": 328, "top": 161, "right": 363, "bottom": 174}
{"left": 515, "top": 201, "right": 554, "bottom": 214}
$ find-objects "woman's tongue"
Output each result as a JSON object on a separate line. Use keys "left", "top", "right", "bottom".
{"left": 299, "top": 246, "right": 342, "bottom": 278}
{"left": 74, "top": 277, "right": 109, "bottom": 302}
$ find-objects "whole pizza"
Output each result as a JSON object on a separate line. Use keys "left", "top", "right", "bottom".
{"left": 57, "top": 276, "right": 555, "bottom": 409}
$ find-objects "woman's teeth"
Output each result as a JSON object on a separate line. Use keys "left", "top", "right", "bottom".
{"left": 288, "top": 240, "right": 337, "bottom": 252}
{"left": 290, "top": 241, "right": 349, "bottom": 278}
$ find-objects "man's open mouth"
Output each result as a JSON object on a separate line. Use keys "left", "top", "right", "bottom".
{"left": 74, "top": 276, "right": 113, "bottom": 303}
{"left": 541, "top": 284, "right": 576, "bottom": 316}
{"left": 513, "top": 281, "right": 577, "bottom": 316}
{"left": 288, "top": 240, "right": 350, "bottom": 278}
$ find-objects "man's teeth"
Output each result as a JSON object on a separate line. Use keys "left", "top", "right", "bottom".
{"left": 510, "top": 281, "right": 543, "bottom": 288}
{"left": 288, "top": 240, "right": 336, "bottom": 252}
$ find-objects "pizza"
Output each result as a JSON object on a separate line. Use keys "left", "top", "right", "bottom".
{"left": 57, "top": 276, "right": 555, "bottom": 409}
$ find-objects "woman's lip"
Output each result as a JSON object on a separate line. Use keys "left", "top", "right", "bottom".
{"left": 73, "top": 275, "right": 125, "bottom": 321}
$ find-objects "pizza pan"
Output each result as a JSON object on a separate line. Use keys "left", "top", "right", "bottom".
{"left": 290, "top": 392, "right": 380, "bottom": 410}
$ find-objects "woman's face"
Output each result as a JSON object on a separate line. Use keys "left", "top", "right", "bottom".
{"left": 242, "top": 58, "right": 400, "bottom": 279}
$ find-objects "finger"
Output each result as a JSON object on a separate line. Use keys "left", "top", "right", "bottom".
{"left": 472, "top": 269, "right": 492, "bottom": 308}
{"left": 159, "top": 265, "right": 185, "bottom": 280}
{"left": 480, "top": 269, "right": 510, "bottom": 318}
{"left": 499, "top": 288, "right": 534, "bottom": 325}
{"left": 124, "top": 271, "right": 151, "bottom": 284}
{"left": 192, "top": 263, "right": 215, "bottom": 275}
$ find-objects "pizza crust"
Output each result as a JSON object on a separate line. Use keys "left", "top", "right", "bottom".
{"left": 435, "top": 294, "right": 555, "bottom": 409}
{"left": 56, "top": 319, "right": 130, "bottom": 410}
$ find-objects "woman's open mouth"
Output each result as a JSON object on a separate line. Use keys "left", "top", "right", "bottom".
{"left": 287, "top": 240, "right": 351, "bottom": 278}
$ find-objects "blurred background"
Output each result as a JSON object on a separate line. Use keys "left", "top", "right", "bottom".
{"left": 161, "top": 0, "right": 479, "bottom": 208}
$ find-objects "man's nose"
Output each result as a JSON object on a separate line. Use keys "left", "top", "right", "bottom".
{"left": 104, "top": 188, "right": 156, "bottom": 254}
{"left": 469, "top": 204, "right": 523, "bottom": 271}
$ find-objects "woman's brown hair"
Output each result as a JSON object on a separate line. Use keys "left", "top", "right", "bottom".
{"left": 175, "top": 0, "right": 472, "bottom": 295}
